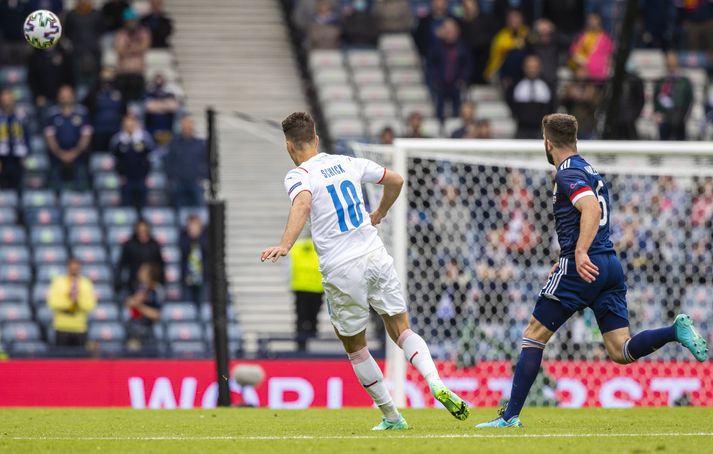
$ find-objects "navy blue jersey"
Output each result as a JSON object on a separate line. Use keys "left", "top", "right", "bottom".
{"left": 552, "top": 155, "right": 614, "bottom": 258}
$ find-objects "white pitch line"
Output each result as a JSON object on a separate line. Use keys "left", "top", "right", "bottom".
{"left": 7, "top": 433, "right": 713, "bottom": 441}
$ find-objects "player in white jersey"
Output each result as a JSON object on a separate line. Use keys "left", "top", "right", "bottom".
{"left": 261, "top": 112, "right": 470, "bottom": 430}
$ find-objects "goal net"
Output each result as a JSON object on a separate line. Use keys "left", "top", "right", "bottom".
{"left": 350, "top": 139, "right": 713, "bottom": 406}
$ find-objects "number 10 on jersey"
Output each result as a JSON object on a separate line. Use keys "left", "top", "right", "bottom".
{"left": 327, "top": 181, "right": 363, "bottom": 232}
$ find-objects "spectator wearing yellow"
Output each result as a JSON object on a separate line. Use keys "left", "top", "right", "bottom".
{"left": 484, "top": 9, "right": 529, "bottom": 82}
{"left": 290, "top": 237, "right": 323, "bottom": 351}
{"left": 47, "top": 257, "right": 97, "bottom": 347}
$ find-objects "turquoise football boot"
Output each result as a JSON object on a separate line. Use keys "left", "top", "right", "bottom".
{"left": 674, "top": 314, "right": 709, "bottom": 362}
{"left": 431, "top": 383, "right": 471, "bottom": 421}
{"left": 371, "top": 415, "right": 410, "bottom": 431}
{"left": 475, "top": 408, "right": 523, "bottom": 428}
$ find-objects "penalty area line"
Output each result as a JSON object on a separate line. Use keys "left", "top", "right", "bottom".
{"left": 8, "top": 433, "right": 713, "bottom": 441}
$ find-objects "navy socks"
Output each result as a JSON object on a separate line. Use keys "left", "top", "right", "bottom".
{"left": 623, "top": 326, "right": 677, "bottom": 362}
{"left": 503, "top": 339, "right": 545, "bottom": 421}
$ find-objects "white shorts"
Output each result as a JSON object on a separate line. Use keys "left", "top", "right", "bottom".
{"left": 322, "top": 247, "right": 407, "bottom": 337}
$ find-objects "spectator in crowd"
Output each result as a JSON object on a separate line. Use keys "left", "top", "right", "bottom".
{"left": 654, "top": 52, "right": 693, "bottom": 141}
{"left": 308, "top": 0, "right": 341, "bottom": 49}
{"left": 432, "top": 184, "right": 474, "bottom": 262}
{"left": 677, "top": 0, "right": 713, "bottom": 52}
{"left": 141, "top": 0, "right": 173, "bottom": 48}
{"left": 289, "top": 236, "right": 324, "bottom": 351}
{"left": 125, "top": 262, "right": 164, "bottom": 351}
{"left": 115, "top": 8, "right": 151, "bottom": 101}
{"left": 493, "top": 0, "right": 537, "bottom": 28}
{"left": 30, "top": 0, "right": 63, "bottom": 14}
{"left": 427, "top": 19, "right": 472, "bottom": 122}
{"left": 83, "top": 66, "right": 126, "bottom": 151}
{"left": 379, "top": 126, "right": 395, "bottom": 144}
{"left": 639, "top": 0, "right": 674, "bottom": 49}
{"left": 44, "top": 85, "right": 92, "bottom": 191}
{"left": 506, "top": 55, "right": 553, "bottom": 138}
{"left": 475, "top": 228, "right": 515, "bottom": 323}
{"left": 414, "top": 0, "right": 453, "bottom": 56}
{"left": 450, "top": 101, "right": 477, "bottom": 138}
{"left": 561, "top": 67, "right": 602, "bottom": 139}
{"left": 47, "top": 257, "right": 97, "bottom": 347}
{"left": 292, "top": 0, "right": 333, "bottom": 32}
{"left": 436, "top": 258, "right": 471, "bottom": 336}
{"left": 164, "top": 116, "right": 208, "bottom": 207}
{"left": 374, "top": 0, "right": 413, "bottom": 34}
{"left": 64, "top": 0, "right": 104, "bottom": 89}
{"left": 542, "top": 0, "right": 585, "bottom": 44}
{"left": 568, "top": 12, "right": 613, "bottom": 81}
{"left": 404, "top": 111, "right": 430, "bottom": 138}
{"left": 180, "top": 214, "right": 208, "bottom": 307}
{"left": 0, "top": 89, "right": 30, "bottom": 190}
{"left": 27, "top": 44, "right": 75, "bottom": 107}
{"left": 499, "top": 170, "right": 534, "bottom": 220}
{"left": 0, "top": 0, "right": 32, "bottom": 64}
{"left": 341, "top": 0, "right": 378, "bottom": 47}
{"left": 691, "top": 177, "right": 713, "bottom": 228}
{"left": 117, "top": 219, "right": 166, "bottom": 293}
{"left": 484, "top": 9, "right": 529, "bottom": 83}
{"left": 144, "top": 73, "right": 179, "bottom": 145}
{"left": 110, "top": 113, "right": 155, "bottom": 209}
{"left": 457, "top": 0, "right": 497, "bottom": 85}
{"left": 612, "top": 64, "right": 645, "bottom": 140}
{"left": 526, "top": 19, "right": 559, "bottom": 89}
{"left": 101, "top": 0, "right": 130, "bottom": 33}
{"left": 473, "top": 119, "right": 493, "bottom": 139}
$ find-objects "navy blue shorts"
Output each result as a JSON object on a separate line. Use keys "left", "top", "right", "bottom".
{"left": 533, "top": 252, "right": 629, "bottom": 334}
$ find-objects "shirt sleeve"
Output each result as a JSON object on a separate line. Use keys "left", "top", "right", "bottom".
{"left": 284, "top": 168, "right": 311, "bottom": 203}
{"left": 352, "top": 157, "right": 386, "bottom": 184}
{"left": 556, "top": 168, "right": 595, "bottom": 205}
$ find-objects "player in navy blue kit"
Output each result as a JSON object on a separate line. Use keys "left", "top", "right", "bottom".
{"left": 476, "top": 114, "right": 709, "bottom": 428}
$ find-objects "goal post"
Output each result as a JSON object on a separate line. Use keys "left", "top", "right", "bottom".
{"left": 351, "top": 138, "right": 713, "bottom": 408}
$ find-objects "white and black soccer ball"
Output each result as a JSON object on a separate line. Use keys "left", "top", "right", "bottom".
{"left": 24, "top": 10, "right": 62, "bottom": 50}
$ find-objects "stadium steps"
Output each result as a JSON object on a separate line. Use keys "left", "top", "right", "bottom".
{"left": 166, "top": 0, "right": 339, "bottom": 354}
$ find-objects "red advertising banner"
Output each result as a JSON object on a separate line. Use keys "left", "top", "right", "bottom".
{"left": 0, "top": 360, "right": 711, "bottom": 408}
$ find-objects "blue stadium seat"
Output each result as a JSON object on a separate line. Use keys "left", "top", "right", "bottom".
{"left": 0, "top": 264, "right": 31, "bottom": 284}
{"left": 205, "top": 321, "right": 241, "bottom": 342}
{"left": 0, "top": 284, "right": 29, "bottom": 304}
{"left": 0, "top": 66, "right": 27, "bottom": 85}
{"left": 67, "top": 225, "right": 103, "bottom": 245}
{"left": 83, "top": 264, "right": 112, "bottom": 283}
{"left": 22, "top": 190, "right": 55, "bottom": 208}
{"left": 22, "top": 173, "right": 47, "bottom": 190}
{"left": 94, "top": 172, "right": 121, "bottom": 191}
{"left": 90, "top": 153, "right": 116, "bottom": 172}
{"left": 93, "top": 283, "right": 115, "bottom": 303}
{"left": 1, "top": 321, "right": 41, "bottom": 342}
{"left": 33, "top": 245, "right": 68, "bottom": 264}
{"left": 164, "top": 264, "right": 181, "bottom": 285}
{"left": 110, "top": 245, "right": 121, "bottom": 264}
{"left": 0, "top": 302, "right": 32, "bottom": 322}
{"left": 152, "top": 226, "right": 178, "bottom": 245}
{"left": 0, "top": 207, "right": 17, "bottom": 224}
{"left": 31, "top": 282, "right": 50, "bottom": 307}
{"left": 161, "top": 303, "right": 198, "bottom": 322}
{"left": 178, "top": 207, "right": 209, "bottom": 226}
{"left": 23, "top": 154, "right": 49, "bottom": 172}
{"left": 24, "top": 207, "right": 61, "bottom": 225}
{"left": 142, "top": 207, "right": 176, "bottom": 226}
{"left": 0, "top": 191, "right": 19, "bottom": 207}
{"left": 0, "top": 225, "right": 26, "bottom": 245}
{"left": 146, "top": 172, "right": 167, "bottom": 190}
{"left": 9, "top": 341, "right": 49, "bottom": 357}
{"left": 36, "top": 265, "right": 66, "bottom": 283}
{"left": 64, "top": 207, "right": 100, "bottom": 225}
{"left": 106, "top": 226, "right": 133, "bottom": 245}
{"left": 170, "top": 341, "right": 208, "bottom": 358}
{"left": 164, "top": 284, "right": 183, "bottom": 302}
{"left": 35, "top": 305, "right": 53, "bottom": 327}
{"left": 30, "top": 225, "right": 65, "bottom": 245}
{"left": 147, "top": 190, "right": 168, "bottom": 207}
{"left": 8, "top": 85, "right": 30, "bottom": 103}
{"left": 161, "top": 245, "right": 180, "bottom": 264}
{"left": 60, "top": 191, "right": 95, "bottom": 207}
{"left": 98, "top": 190, "right": 121, "bottom": 207}
{"left": 102, "top": 207, "right": 138, "bottom": 227}
{"left": 89, "top": 303, "right": 120, "bottom": 322}
{"left": 166, "top": 321, "right": 203, "bottom": 341}
{"left": 88, "top": 322, "right": 126, "bottom": 342}
{"left": 0, "top": 245, "right": 30, "bottom": 263}
{"left": 71, "top": 245, "right": 107, "bottom": 263}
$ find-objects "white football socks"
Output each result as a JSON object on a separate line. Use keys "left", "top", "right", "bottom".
{"left": 348, "top": 347, "right": 400, "bottom": 422}
{"left": 397, "top": 329, "right": 443, "bottom": 389}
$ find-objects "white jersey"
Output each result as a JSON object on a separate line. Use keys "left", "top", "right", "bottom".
{"left": 284, "top": 153, "right": 386, "bottom": 273}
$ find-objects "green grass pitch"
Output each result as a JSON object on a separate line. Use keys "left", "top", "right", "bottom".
{"left": 1, "top": 408, "right": 712, "bottom": 453}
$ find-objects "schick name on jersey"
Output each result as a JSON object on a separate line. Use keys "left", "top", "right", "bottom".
{"left": 321, "top": 165, "right": 346, "bottom": 179}
{"left": 584, "top": 165, "right": 598, "bottom": 175}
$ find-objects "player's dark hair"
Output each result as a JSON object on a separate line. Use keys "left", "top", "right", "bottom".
{"left": 282, "top": 112, "right": 316, "bottom": 149}
{"left": 542, "top": 113, "right": 578, "bottom": 149}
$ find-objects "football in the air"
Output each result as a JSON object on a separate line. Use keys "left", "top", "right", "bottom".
{"left": 24, "top": 10, "right": 62, "bottom": 50}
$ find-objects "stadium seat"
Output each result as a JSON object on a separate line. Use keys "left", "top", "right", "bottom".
{"left": 0, "top": 66, "right": 27, "bottom": 85}
{"left": 106, "top": 226, "right": 133, "bottom": 245}
{"left": 24, "top": 207, "right": 62, "bottom": 225}
{"left": 36, "top": 265, "right": 65, "bottom": 284}
{"left": 166, "top": 321, "right": 203, "bottom": 341}
{"left": 178, "top": 207, "right": 208, "bottom": 226}
{"left": 478, "top": 101, "right": 511, "bottom": 120}
{"left": 90, "top": 153, "right": 116, "bottom": 171}
{"left": 161, "top": 303, "right": 199, "bottom": 322}
{"left": 164, "top": 264, "right": 181, "bottom": 285}
{"left": 363, "top": 102, "right": 399, "bottom": 118}
{"left": 93, "top": 284, "right": 115, "bottom": 304}
{"left": 142, "top": 207, "right": 176, "bottom": 226}
{"left": 64, "top": 207, "right": 100, "bottom": 225}
{"left": 103, "top": 207, "right": 139, "bottom": 227}
{"left": 60, "top": 191, "right": 95, "bottom": 207}
{"left": 35, "top": 305, "right": 53, "bottom": 328}
{"left": 395, "top": 85, "right": 429, "bottom": 103}
{"left": 444, "top": 117, "right": 463, "bottom": 137}
{"left": 469, "top": 85, "right": 503, "bottom": 102}
{"left": 308, "top": 49, "right": 344, "bottom": 70}
{"left": 1, "top": 321, "right": 41, "bottom": 342}
{"left": 30, "top": 225, "right": 65, "bottom": 245}
{"left": 161, "top": 245, "right": 180, "bottom": 264}
{"left": 0, "top": 302, "right": 32, "bottom": 322}
{"left": 68, "top": 225, "right": 104, "bottom": 245}
{"left": 146, "top": 172, "right": 168, "bottom": 191}
{"left": 23, "top": 153, "right": 49, "bottom": 172}
{"left": 170, "top": 340, "right": 208, "bottom": 358}
{"left": 346, "top": 49, "right": 381, "bottom": 68}
{"left": 83, "top": 264, "right": 112, "bottom": 283}
{"left": 314, "top": 68, "right": 349, "bottom": 86}
{"left": 89, "top": 304, "right": 121, "bottom": 322}
{"left": 147, "top": 190, "right": 169, "bottom": 207}
{"left": 152, "top": 226, "right": 178, "bottom": 245}
{"left": 94, "top": 172, "right": 121, "bottom": 191}
{"left": 164, "top": 284, "right": 183, "bottom": 302}
{"left": 204, "top": 321, "right": 241, "bottom": 342}
{"left": 0, "top": 207, "right": 18, "bottom": 224}
{"left": 0, "top": 191, "right": 19, "bottom": 207}
{"left": 8, "top": 341, "right": 48, "bottom": 357}
{"left": 33, "top": 245, "right": 68, "bottom": 264}
{"left": 0, "top": 225, "right": 26, "bottom": 245}
{"left": 328, "top": 118, "right": 366, "bottom": 138}
{"left": 0, "top": 245, "right": 30, "bottom": 263}
{"left": 88, "top": 322, "right": 126, "bottom": 342}
{"left": 491, "top": 118, "right": 517, "bottom": 139}
{"left": 0, "top": 264, "right": 31, "bottom": 284}
{"left": 384, "top": 51, "right": 419, "bottom": 68}
{"left": 356, "top": 85, "right": 392, "bottom": 102}
{"left": 22, "top": 190, "right": 55, "bottom": 208}
{"left": 71, "top": 245, "right": 108, "bottom": 264}
{"left": 98, "top": 190, "right": 121, "bottom": 207}
{"left": 324, "top": 100, "right": 360, "bottom": 118}
{"left": 367, "top": 118, "right": 403, "bottom": 137}
{"left": 352, "top": 68, "right": 386, "bottom": 86}
{"left": 388, "top": 68, "right": 422, "bottom": 85}
{"left": 0, "top": 284, "right": 29, "bottom": 304}
{"left": 400, "top": 101, "right": 435, "bottom": 119}
{"left": 378, "top": 33, "right": 414, "bottom": 52}
{"left": 317, "top": 84, "right": 355, "bottom": 103}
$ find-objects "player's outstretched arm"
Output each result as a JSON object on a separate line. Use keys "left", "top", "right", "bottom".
{"left": 573, "top": 196, "right": 602, "bottom": 283}
{"left": 261, "top": 191, "right": 312, "bottom": 263}
{"left": 369, "top": 169, "right": 404, "bottom": 226}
